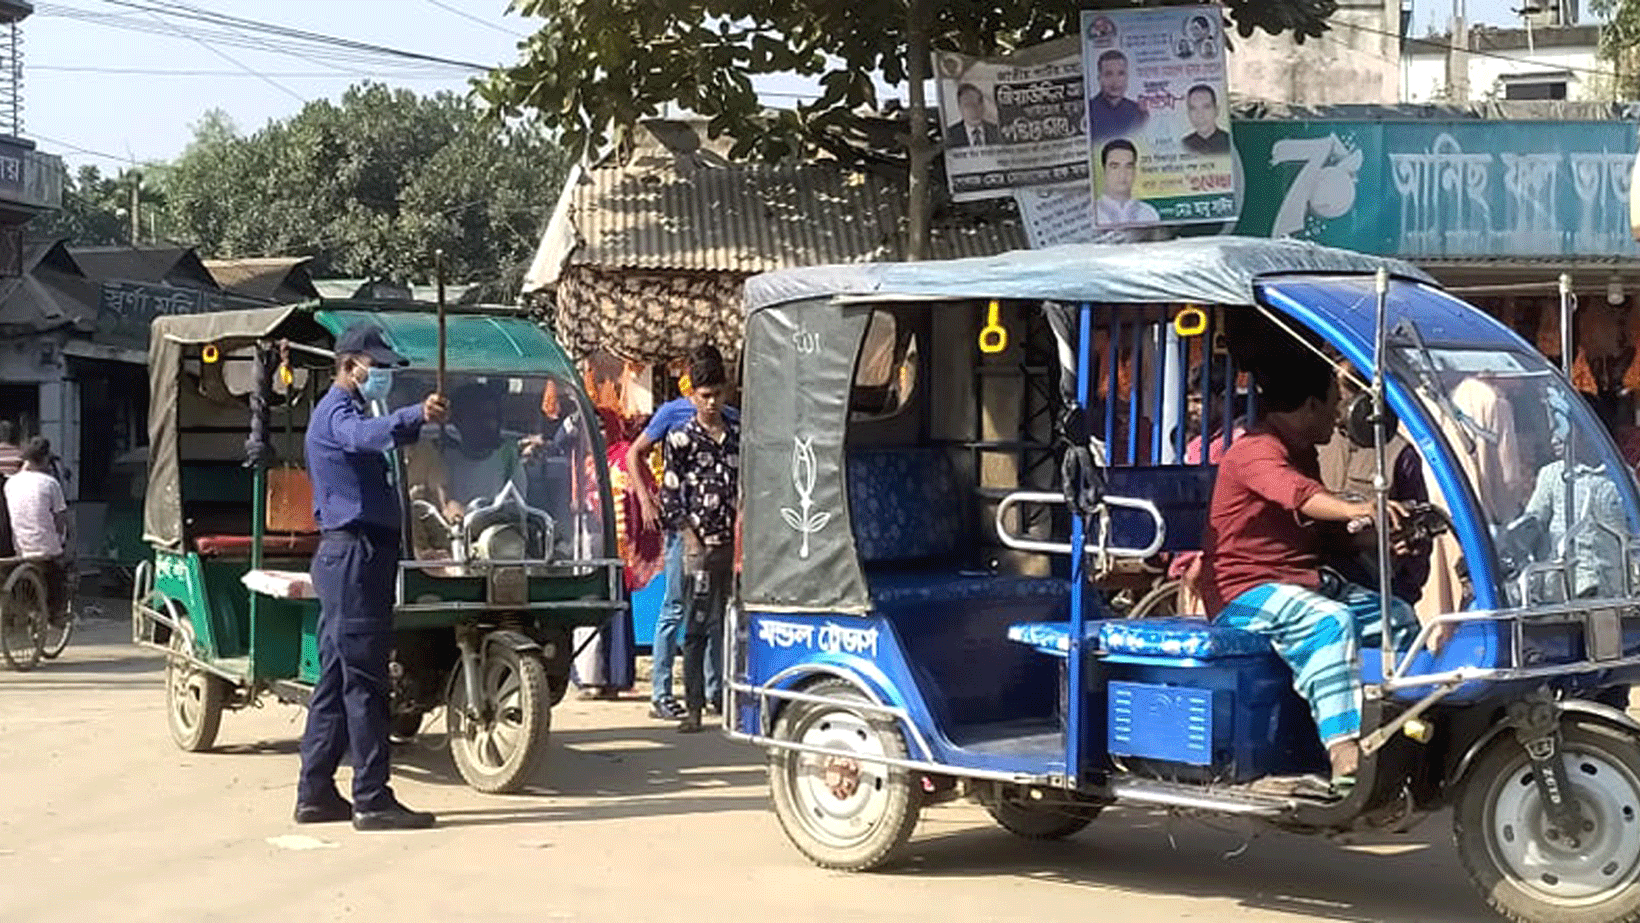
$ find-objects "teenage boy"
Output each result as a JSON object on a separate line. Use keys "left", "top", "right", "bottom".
{"left": 626, "top": 345, "right": 739, "bottom": 720}
{"left": 658, "top": 349, "right": 739, "bottom": 733}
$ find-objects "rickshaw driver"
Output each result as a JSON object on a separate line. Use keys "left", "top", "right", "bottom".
{"left": 1199, "top": 354, "right": 1429, "bottom": 795}
{"left": 406, "top": 381, "right": 524, "bottom": 533}
{"left": 295, "top": 323, "right": 448, "bottom": 831}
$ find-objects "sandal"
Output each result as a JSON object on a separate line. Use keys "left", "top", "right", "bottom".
{"left": 1330, "top": 774, "right": 1358, "bottom": 800}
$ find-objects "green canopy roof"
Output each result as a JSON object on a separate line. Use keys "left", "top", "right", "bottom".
{"left": 315, "top": 308, "right": 577, "bottom": 380}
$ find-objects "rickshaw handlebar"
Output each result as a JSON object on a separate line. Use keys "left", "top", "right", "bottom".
{"left": 994, "top": 491, "right": 1167, "bottom": 559}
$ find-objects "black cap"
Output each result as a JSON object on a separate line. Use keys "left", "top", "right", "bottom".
{"left": 334, "top": 323, "right": 408, "bottom": 367}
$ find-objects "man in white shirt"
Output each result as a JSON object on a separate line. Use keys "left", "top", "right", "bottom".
{"left": 4, "top": 437, "right": 69, "bottom": 620}
{"left": 1095, "top": 138, "right": 1161, "bottom": 227}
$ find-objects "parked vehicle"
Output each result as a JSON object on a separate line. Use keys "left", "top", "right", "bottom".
{"left": 727, "top": 238, "right": 1640, "bottom": 923}
{"left": 131, "top": 301, "right": 625, "bottom": 793}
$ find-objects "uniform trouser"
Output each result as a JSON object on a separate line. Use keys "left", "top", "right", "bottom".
{"left": 681, "top": 541, "right": 733, "bottom": 717}
{"left": 297, "top": 528, "right": 399, "bottom": 811}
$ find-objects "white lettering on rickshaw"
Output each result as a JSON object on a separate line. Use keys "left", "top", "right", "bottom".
{"left": 757, "top": 618, "right": 879, "bottom": 657}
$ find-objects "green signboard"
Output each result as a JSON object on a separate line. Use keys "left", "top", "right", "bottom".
{"left": 1230, "top": 119, "right": 1639, "bottom": 261}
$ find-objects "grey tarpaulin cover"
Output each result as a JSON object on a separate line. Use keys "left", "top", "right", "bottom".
{"left": 143, "top": 306, "right": 311, "bottom": 550}
{"left": 737, "top": 237, "right": 1432, "bottom": 614}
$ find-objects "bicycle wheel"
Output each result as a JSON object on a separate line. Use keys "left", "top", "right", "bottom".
{"left": 1, "top": 566, "right": 47, "bottom": 671}
{"left": 39, "top": 605, "right": 74, "bottom": 660}
{"left": 40, "top": 565, "right": 78, "bottom": 659}
{"left": 1127, "top": 578, "right": 1182, "bottom": 619}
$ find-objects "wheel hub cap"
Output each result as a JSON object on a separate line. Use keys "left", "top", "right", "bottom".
{"left": 1489, "top": 748, "right": 1640, "bottom": 904}
{"left": 787, "top": 709, "right": 891, "bottom": 848}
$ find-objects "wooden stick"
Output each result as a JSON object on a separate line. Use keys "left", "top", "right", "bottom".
{"left": 435, "top": 248, "right": 447, "bottom": 396}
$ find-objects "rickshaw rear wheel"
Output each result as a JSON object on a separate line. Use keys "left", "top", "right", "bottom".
{"left": 446, "top": 643, "right": 551, "bottom": 794}
{"left": 768, "top": 678, "right": 922, "bottom": 871}
{"left": 1455, "top": 719, "right": 1640, "bottom": 923}
{"left": 165, "top": 617, "right": 226, "bottom": 752}
{"left": 0, "top": 565, "right": 46, "bottom": 671}
{"left": 980, "top": 785, "right": 1101, "bottom": 840}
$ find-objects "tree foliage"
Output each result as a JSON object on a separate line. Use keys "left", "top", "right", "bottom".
{"left": 33, "top": 165, "right": 165, "bottom": 247}
{"left": 1590, "top": 0, "right": 1640, "bottom": 100}
{"left": 160, "top": 83, "right": 569, "bottom": 285}
{"left": 480, "top": 0, "right": 1340, "bottom": 163}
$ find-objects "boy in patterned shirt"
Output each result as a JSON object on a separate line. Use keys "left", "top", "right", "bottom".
{"left": 659, "top": 348, "right": 740, "bottom": 732}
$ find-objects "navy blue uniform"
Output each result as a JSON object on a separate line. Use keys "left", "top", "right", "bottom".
{"left": 297, "top": 384, "right": 424, "bottom": 812}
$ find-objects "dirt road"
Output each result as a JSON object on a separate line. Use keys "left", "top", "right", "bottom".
{"left": 0, "top": 617, "right": 1493, "bottom": 923}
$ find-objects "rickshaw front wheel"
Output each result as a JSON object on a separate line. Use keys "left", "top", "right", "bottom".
{"left": 165, "top": 618, "right": 226, "bottom": 752}
{"left": 768, "top": 678, "right": 922, "bottom": 872}
{"left": 446, "top": 643, "right": 551, "bottom": 794}
{"left": 1455, "top": 719, "right": 1640, "bottom": 923}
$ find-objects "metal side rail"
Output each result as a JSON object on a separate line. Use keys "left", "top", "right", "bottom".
{"left": 1380, "top": 598, "right": 1640, "bottom": 691}
{"left": 1106, "top": 777, "right": 1297, "bottom": 817}
{"left": 724, "top": 676, "right": 1060, "bottom": 786}
{"left": 130, "top": 597, "right": 247, "bottom": 683}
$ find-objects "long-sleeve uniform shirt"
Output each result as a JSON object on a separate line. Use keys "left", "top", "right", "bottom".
{"left": 306, "top": 385, "right": 425, "bottom": 533}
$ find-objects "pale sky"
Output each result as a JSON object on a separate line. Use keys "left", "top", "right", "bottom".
{"left": 23, "top": 0, "right": 1564, "bottom": 173}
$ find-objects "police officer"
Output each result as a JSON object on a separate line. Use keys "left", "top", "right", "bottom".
{"left": 294, "top": 323, "right": 448, "bottom": 831}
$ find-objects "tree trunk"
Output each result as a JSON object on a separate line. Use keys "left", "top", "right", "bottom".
{"left": 905, "top": 0, "right": 931, "bottom": 262}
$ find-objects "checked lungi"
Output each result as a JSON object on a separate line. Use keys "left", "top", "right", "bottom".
{"left": 1217, "top": 581, "right": 1419, "bottom": 746}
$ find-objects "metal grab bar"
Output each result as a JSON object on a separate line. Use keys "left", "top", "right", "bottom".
{"left": 994, "top": 490, "right": 1167, "bottom": 559}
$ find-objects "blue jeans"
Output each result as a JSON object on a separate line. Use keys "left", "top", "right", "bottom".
{"left": 651, "top": 531, "right": 721, "bottom": 704}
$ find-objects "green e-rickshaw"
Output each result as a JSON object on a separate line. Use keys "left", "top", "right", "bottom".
{"left": 130, "top": 301, "right": 625, "bottom": 793}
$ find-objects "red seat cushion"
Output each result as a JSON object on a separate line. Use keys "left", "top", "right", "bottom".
{"left": 194, "top": 533, "right": 323, "bottom": 557}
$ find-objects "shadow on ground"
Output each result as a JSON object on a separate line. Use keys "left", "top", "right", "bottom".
{"left": 890, "top": 807, "right": 1488, "bottom": 923}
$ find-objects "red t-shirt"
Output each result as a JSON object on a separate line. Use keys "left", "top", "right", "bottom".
{"left": 1199, "top": 429, "right": 1329, "bottom": 616}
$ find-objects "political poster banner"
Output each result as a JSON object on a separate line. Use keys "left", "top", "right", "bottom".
{"left": 1081, "top": 6, "right": 1237, "bottom": 229}
{"left": 934, "top": 38, "right": 1089, "bottom": 203}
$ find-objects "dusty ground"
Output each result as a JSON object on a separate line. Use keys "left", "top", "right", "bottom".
{"left": 0, "top": 616, "right": 1496, "bottom": 923}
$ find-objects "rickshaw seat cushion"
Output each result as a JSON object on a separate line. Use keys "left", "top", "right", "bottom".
{"left": 194, "top": 533, "right": 323, "bottom": 557}
{"left": 847, "top": 449, "right": 964, "bottom": 564}
{"left": 1100, "top": 618, "right": 1273, "bottom": 661}
{"left": 1005, "top": 617, "right": 1273, "bottom": 661}
{"left": 1006, "top": 620, "right": 1101, "bottom": 657}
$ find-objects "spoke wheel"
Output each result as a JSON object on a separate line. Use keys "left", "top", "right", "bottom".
{"left": 39, "top": 596, "right": 75, "bottom": 660}
{"left": 768, "top": 678, "right": 921, "bottom": 871}
{"left": 446, "top": 642, "right": 551, "bottom": 794}
{"left": 1127, "top": 578, "right": 1181, "bottom": 619}
{"left": 164, "top": 614, "right": 225, "bottom": 752}
{"left": 1, "top": 565, "right": 46, "bottom": 671}
{"left": 1456, "top": 720, "right": 1640, "bottom": 923}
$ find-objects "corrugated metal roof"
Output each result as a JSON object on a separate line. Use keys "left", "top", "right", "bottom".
{"left": 571, "top": 164, "right": 909, "bottom": 273}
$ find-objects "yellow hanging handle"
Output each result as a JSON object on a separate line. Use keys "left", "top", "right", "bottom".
{"left": 202, "top": 344, "right": 221, "bottom": 364}
{"left": 978, "top": 300, "right": 1008, "bottom": 354}
{"left": 1174, "top": 305, "right": 1208, "bottom": 337}
{"left": 277, "top": 363, "right": 294, "bottom": 388}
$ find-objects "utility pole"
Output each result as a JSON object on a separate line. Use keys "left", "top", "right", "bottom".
{"left": 128, "top": 172, "right": 141, "bottom": 245}
{"left": 1447, "top": 0, "right": 1470, "bottom": 102}
{"left": 904, "top": 0, "right": 931, "bottom": 262}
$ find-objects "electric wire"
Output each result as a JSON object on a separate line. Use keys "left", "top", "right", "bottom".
{"left": 425, "top": 0, "right": 528, "bottom": 39}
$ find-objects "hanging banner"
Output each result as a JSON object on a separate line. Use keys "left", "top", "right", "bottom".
{"left": 1081, "top": 6, "right": 1237, "bottom": 229}
{"left": 934, "top": 39, "right": 1090, "bottom": 203}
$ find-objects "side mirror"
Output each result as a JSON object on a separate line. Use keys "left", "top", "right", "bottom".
{"left": 1342, "top": 391, "right": 1399, "bottom": 450}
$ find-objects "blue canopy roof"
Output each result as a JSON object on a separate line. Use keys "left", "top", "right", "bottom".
{"left": 743, "top": 236, "right": 1435, "bottom": 313}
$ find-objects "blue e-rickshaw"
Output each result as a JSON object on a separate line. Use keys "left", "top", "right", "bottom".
{"left": 726, "top": 238, "right": 1640, "bottom": 923}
